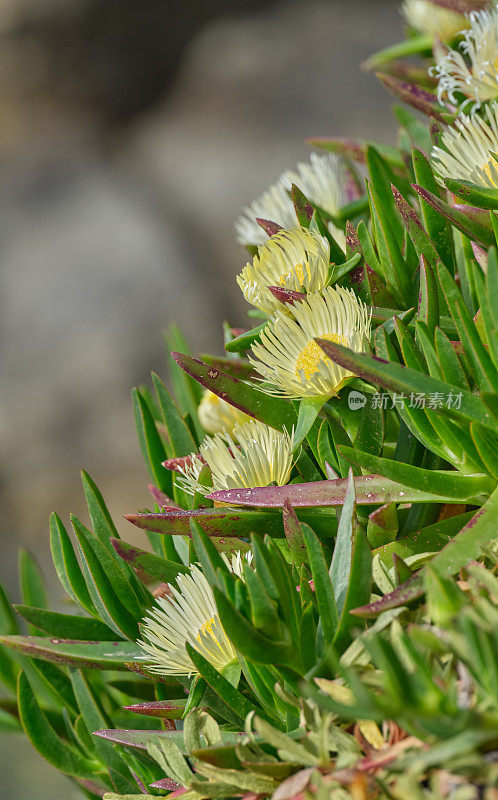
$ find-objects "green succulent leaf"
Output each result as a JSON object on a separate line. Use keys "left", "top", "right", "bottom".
{"left": 0, "top": 635, "right": 141, "bottom": 669}
{"left": 170, "top": 353, "right": 296, "bottom": 433}
{"left": 17, "top": 671, "right": 101, "bottom": 779}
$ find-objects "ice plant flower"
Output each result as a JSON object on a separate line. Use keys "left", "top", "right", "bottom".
{"left": 137, "top": 554, "right": 252, "bottom": 677}
{"left": 401, "top": 0, "right": 467, "bottom": 40}
{"left": 432, "top": 7, "right": 498, "bottom": 110}
{"left": 236, "top": 227, "right": 330, "bottom": 315}
{"left": 177, "top": 418, "right": 294, "bottom": 497}
{"left": 235, "top": 153, "right": 346, "bottom": 248}
{"left": 432, "top": 101, "right": 498, "bottom": 187}
{"left": 197, "top": 389, "right": 250, "bottom": 436}
{"left": 249, "top": 286, "right": 371, "bottom": 400}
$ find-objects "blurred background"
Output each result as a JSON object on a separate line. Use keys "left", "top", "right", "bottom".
{"left": 0, "top": 0, "right": 400, "bottom": 796}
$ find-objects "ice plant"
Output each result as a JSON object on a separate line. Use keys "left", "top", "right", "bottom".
{"left": 234, "top": 153, "right": 345, "bottom": 247}
{"left": 432, "top": 6, "right": 498, "bottom": 109}
{"left": 197, "top": 389, "right": 250, "bottom": 436}
{"left": 432, "top": 101, "right": 498, "bottom": 186}
{"left": 236, "top": 227, "right": 330, "bottom": 315}
{"left": 177, "top": 418, "right": 293, "bottom": 496}
{"left": 4, "top": 6, "right": 498, "bottom": 800}
{"left": 401, "top": 0, "right": 467, "bottom": 40}
{"left": 137, "top": 556, "right": 251, "bottom": 677}
{"left": 249, "top": 286, "right": 371, "bottom": 400}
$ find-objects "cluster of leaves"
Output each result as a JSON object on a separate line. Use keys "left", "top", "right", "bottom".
{"left": 105, "top": 546, "right": 498, "bottom": 800}
{"left": 1, "top": 1, "right": 498, "bottom": 798}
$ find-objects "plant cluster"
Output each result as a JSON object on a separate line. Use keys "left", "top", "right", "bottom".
{"left": 1, "top": 1, "right": 498, "bottom": 797}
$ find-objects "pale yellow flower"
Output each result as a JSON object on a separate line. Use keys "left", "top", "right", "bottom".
{"left": 236, "top": 227, "right": 330, "bottom": 315}
{"left": 198, "top": 390, "right": 250, "bottom": 436}
{"left": 432, "top": 8, "right": 498, "bottom": 110}
{"left": 137, "top": 554, "right": 252, "bottom": 677}
{"left": 401, "top": 0, "right": 467, "bottom": 40}
{"left": 178, "top": 419, "right": 294, "bottom": 497}
{"left": 235, "top": 153, "right": 346, "bottom": 248}
{"left": 249, "top": 286, "right": 371, "bottom": 400}
{"left": 432, "top": 101, "right": 498, "bottom": 187}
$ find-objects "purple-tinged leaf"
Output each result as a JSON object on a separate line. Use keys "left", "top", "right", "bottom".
{"left": 412, "top": 185, "right": 494, "bottom": 248}
{"left": 341, "top": 162, "right": 364, "bottom": 202}
{"left": 430, "top": 118, "right": 444, "bottom": 148}
{"left": 209, "top": 475, "right": 447, "bottom": 508}
{"left": 150, "top": 778, "right": 182, "bottom": 791}
{"left": 471, "top": 242, "right": 488, "bottom": 270}
{"left": 123, "top": 700, "right": 188, "bottom": 719}
{"left": 125, "top": 508, "right": 286, "bottom": 539}
{"left": 445, "top": 178, "right": 498, "bottom": 210}
{"left": 343, "top": 223, "right": 394, "bottom": 306}
{"left": 148, "top": 485, "right": 181, "bottom": 510}
{"left": 75, "top": 779, "right": 106, "bottom": 797}
{"left": 257, "top": 218, "right": 282, "bottom": 236}
{"left": 367, "top": 503, "right": 398, "bottom": 549}
{"left": 170, "top": 352, "right": 296, "bottom": 432}
{"left": 162, "top": 454, "right": 200, "bottom": 473}
{"left": 272, "top": 768, "right": 315, "bottom": 800}
{"left": 307, "top": 137, "right": 368, "bottom": 163}
{"left": 430, "top": 0, "right": 488, "bottom": 12}
{"left": 268, "top": 286, "right": 306, "bottom": 306}
{"left": 452, "top": 202, "right": 493, "bottom": 228}
{"left": 200, "top": 354, "right": 256, "bottom": 380}
{"left": 110, "top": 538, "right": 189, "bottom": 582}
{"left": 392, "top": 186, "right": 439, "bottom": 266}
{"left": 291, "top": 184, "right": 314, "bottom": 226}
{"left": 376, "top": 74, "right": 449, "bottom": 123}
{"left": 311, "top": 137, "right": 404, "bottom": 170}
{"left": 0, "top": 636, "right": 140, "bottom": 669}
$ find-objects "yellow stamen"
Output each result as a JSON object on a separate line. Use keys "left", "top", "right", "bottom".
{"left": 295, "top": 332, "right": 349, "bottom": 381}
{"left": 482, "top": 157, "right": 498, "bottom": 187}
{"left": 195, "top": 615, "right": 218, "bottom": 644}
{"left": 279, "top": 261, "right": 308, "bottom": 285}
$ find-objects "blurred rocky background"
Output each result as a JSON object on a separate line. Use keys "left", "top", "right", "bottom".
{"left": 0, "top": 0, "right": 400, "bottom": 796}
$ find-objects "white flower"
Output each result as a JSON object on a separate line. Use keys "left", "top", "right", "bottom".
{"left": 235, "top": 153, "right": 346, "bottom": 249}
{"left": 432, "top": 101, "right": 498, "bottom": 186}
{"left": 137, "top": 554, "right": 252, "bottom": 677}
{"left": 178, "top": 419, "right": 294, "bottom": 497}
{"left": 198, "top": 390, "right": 251, "bottom": 436}
{"left": 432, "top": 8, "right": 498, "bottom": 110}
{"left": 236, "top": 227, "right": 330, "bottom": 315}
{"left": 401, "top": 0, "right": 467, "bottom": 40}
{"left": 249, "top": 286, "right": 371, "bottom": 400}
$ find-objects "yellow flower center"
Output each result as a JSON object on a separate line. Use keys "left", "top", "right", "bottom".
{"left": 482, "top": 157, "right": 498, "bottom": 187}
{"left": 279, "top": 261, "right": 308, "bottom": 286}
{"left": 195, "top": 615, "right": 218, "bottom": 643}
{"left": 295, "top": 332, "right": 349, "bottom": 381}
